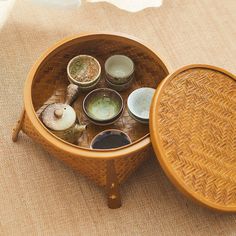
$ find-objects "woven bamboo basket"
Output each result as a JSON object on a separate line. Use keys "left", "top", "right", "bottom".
{"left": 12, "top": 33, "right": 169, "bottom": 208}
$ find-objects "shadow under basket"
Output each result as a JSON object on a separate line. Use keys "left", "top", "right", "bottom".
{"left": 12, "top": 33, "right": 169, "bottom": 208}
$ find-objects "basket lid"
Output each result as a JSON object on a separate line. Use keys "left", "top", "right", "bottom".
{"left": 150, "top": 64, "right": 236, "bottom": 212}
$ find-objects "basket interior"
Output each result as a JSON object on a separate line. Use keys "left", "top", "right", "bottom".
{"left": 31, "top": 34, "right": 168, "bottom": 148}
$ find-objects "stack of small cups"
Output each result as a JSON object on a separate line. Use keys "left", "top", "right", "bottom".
{"left": 105, "top": 55, "right": 134, "bottom": 91}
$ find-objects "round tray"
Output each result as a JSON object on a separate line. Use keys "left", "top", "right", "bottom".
{"left": 150, "top": 65, "right": 236, "bottom": 212}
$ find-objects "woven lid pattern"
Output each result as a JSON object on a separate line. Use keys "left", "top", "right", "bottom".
{"left": 151, "top": 66, "right": 236, "bottom": 211}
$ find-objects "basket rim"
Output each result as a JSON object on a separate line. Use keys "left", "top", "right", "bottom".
{"left": 24, "top": 32, "right": 170, "bottom": 159}
{"left": 150, "top": 64, "right": 236, "bottom": 212}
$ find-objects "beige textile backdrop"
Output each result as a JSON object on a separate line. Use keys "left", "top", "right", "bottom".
{"left": 0, "top": 0, "right": 236, "bottom": 235}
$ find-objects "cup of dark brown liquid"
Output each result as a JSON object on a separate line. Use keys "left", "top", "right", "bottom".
{"left": 90, "top": 129, "right": 131, "bottom": 149}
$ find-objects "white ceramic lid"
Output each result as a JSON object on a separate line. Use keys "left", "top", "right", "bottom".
{"left": 41, "top": 103, "right": 76, "bottom": 131}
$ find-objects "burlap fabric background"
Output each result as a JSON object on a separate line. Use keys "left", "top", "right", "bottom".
{"left": 0, "top": 0, "right": 236, "bottom": 235}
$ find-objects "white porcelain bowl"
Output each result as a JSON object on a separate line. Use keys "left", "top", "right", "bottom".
{"left": 105, "top": 55, "right": 134, "bottom": 85}
{"left": 127, "top": 87, "right": 155, "bottom": 122}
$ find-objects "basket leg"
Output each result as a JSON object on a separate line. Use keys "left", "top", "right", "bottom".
{"left": 106, "top": 160, "right": 121, "bottom": 209}
{"left": 12, "top": 109, "right": 25, "bottom": 142}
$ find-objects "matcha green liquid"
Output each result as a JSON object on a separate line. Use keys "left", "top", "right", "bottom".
{"left": 88, "top": 96, "right": 120, "bottom": 120}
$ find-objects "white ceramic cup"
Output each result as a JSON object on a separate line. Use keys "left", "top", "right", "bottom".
{"left": 127, "top": 87, "right": 155, "bottom": 123}
{"left": 105, "top": 55, "right": 134, "bottom": 85}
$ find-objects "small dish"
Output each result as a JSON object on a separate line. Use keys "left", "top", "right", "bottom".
{"left": 127, "top": 87, "right": 155, "bottom": 123}
{"left": 67, "top": 55, "right": 101, "bottom": 90}
{"left": 105, "top": 55, "right": 134, "bottom": 85}
{"left": 90, "top": 129, "right": 131, "bottom": 149}
{"left": 105, "top": 75, "right": 134, "bottom": 92}
{"left": 83, "top": 88, "right": 124, "bottom": 125}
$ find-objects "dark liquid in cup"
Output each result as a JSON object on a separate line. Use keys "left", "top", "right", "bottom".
{"left": 92, "top": 132, "right": 130, "bottom": 149}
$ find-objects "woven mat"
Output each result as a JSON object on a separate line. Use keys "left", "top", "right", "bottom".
{"left": 0, "top": 0, "right": 236, "bottom": 235}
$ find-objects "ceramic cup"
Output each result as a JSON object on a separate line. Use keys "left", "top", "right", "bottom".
{"left": 67, "top": 55, "right": 101, "bottom": 91}
{"left": 90, "top": 129, "right": 131, "bottom": 149}
{"left": 127, "top": 87, "right": 155, "bottom": 124}
{"left": 105, "top": 55, "right": 134, "bottom": 85}
{"left": 83, "top": 88, "right": 124, "bottom": 125}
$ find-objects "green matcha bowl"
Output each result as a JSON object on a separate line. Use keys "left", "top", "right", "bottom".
{"left": 83, "top": 88, "right": 124, "bottom": 125}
